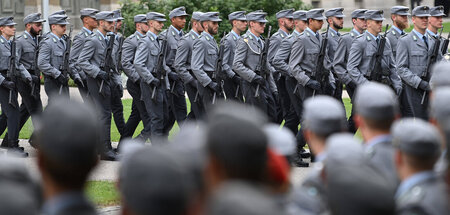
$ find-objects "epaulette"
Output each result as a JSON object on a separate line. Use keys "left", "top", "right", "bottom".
{"left": 400, "top": 33, "right": 408, "bottom": 38}
{"left": 17, "top": 34, "right": 24, "bottom": 39}
{"left": 272, "top": 32, "right": 280, "bottom": 37}
{"left": 128, "top": 34, "right": 136, "bottom": 39}
{"left": 356, "top": 34, "right": 364, "bottom": 39}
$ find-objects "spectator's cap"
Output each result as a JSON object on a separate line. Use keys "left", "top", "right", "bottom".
{"left": 50, "top": 10, "right": 66, "bottom": 16}
{"left": 431, "top": 61, "right": 450, "bottom": 89}
{"left": 35, "top": 99, "right": 100, "bottom": 167}
{"left": 133, "top": 14, "right": 147, "bottom": 23}
{"left": 391, "top": 6, "right": 411, "bottom": 16}
{"left": 0, "top": 17, "right": 16, "bottom": 26}
{"left": 113, "top": 9, "right": 124, "bottom": 20}
{"left": 169, "top": 6, "right": 188, "bottom": 19}
{"left": 95, "top": 11, "right": 116, "bottom": 22}
{"left": 325, "top": 7, "right": 345, "bottom": 18}
{"left": 48, "top": 14, "right": 70, "bottom": 25}
{"left": 355, "top": 82, "right": 399, "bottom": 119}
{"left": 412, "top": 5, "right": 431, "bottom": 17}
{"left": 276, "top": 8, "right": 295, "bottom": 19}
{"left": 192, "top": 12, "right": 205, "bottom": 21}
{"left": 306, "top": 9, "right": 326, "bottom": 20}
{"left": 23, "top": 13, "right": 46, "bottom": 24}
{"left": 80, "top": 8, "right": 99, "bottom": 18}
{"left": 246, "top": 10, "right": 269, "bottom": 23}
{"left": 392, "top": 118, "right": 441, "bottom": 157}
{"left": 146, "top": 12, "right": 167, "bottom": 22}
{"left": 429, "top": 87, "right": 450, "bottom": 122}
{"left": 228, "top": 11, "right": 247, "bottom": 21}
{"left": 203, "top": 12, "right": 222, "bottom": 22}
{"left": 263, "top": 124, "right": 296, "bottom": 156}
{"left": 365, "top": 10, "right": 385, "bottom": 21}
{"left": 119, "top": 147, "right": 189, "bottom": 215}
{"left": 430, "top": 6, "right": 445, "bottom": 17}
{"left": 351, "top": 9, "right": 367, "bottom": 19}
{"left": 293, "top": 10, "right": 307, "bottom": 21}
{"left": 303, "top": 95, "right": 347, "bottom": 136}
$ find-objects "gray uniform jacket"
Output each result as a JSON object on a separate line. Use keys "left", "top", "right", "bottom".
{"left": 272, "top": 31, "right": 301, "bottom": 77}
{"left": 233, "top": 30, "right": 277, "bottom": 93}
{"left": 174, "top": 30, "right": 199, "bottom": 84}
{"left": 38, "top": 34, "right": 77, "bottom": 79}
{"left": 221, "top": 31, "right": 240, "bottom": 79}
{"left": 121, "top": 31, "right": 144, "bottom": 83}
{"left": 77, "top": 30, "right": 110, "bottom": 79}
{"left": 160, "top": 25, "right": 183, "bottom": 75}
{"left": 386, "top": 28, "right": 404, "bottom": 59}
{"left": 191, "top": 32, "right": 218, "bottom": 87}
{"left": 396, "top": 173, "right": 449, "bottom": 215}
{"left": 396, "top": 31, "right": 443, "bottom": 89}
{"left": 70, "top": 27, "right": 93, "bottom": 80}
{"left": 365, "top": 139, "right": 399, "bottom": 189}
{"left": 347, "top": 32, "right": 402, "bottom": 91}
{"left": 0, "top": 37, "right": 13, "bottom": 84}
{"left": 333, "top": 31, "right": 359, "bottom": 85}
{"left": 16, "top": 32, "right": 38, "bottom": 80}
{"left": 323, "top": 29, "right": 340, "bottom": 76}
{"left": 134, "top": 32, "right": 170, "bottom": 85}
{"left": 289, "top": 29, "right": 335, "bottom": 86}
{"left": 268, "top": 29, "right": 289, "bottom": 77}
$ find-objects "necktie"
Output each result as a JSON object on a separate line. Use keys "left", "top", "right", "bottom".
{"left": 316, "top": 33, "right": 320, "bottom": 41}
{"left": 337, "top": 32, "right": 340, "bottom": 36}
{"left": 179, "top": 31, "right": 183, "bottom": 37}
{"left": 423, "top": 35, "right": 428, "bottom": 48}
{"left": 60, "top": 39, "right": 66, "bottom": 49}
{"left": 376, "top": 38, "right": 380, "bottom": 45}
{"left": 401, "top": 31, "right": 405, "bottom": 35}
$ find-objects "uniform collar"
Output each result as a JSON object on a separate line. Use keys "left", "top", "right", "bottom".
{"left": 50, "top": 32, "right": 63, "bottom": 40}
{"left": 395, "top": 171, "right": 436, "bottom": 199}
{"left": 24, "top": 30, "right": 36, "bottom": 40}
{"left": 248, "top": 30, "right": 261, "bottom": 42}
{"left": 293, "top": 30, "right": 301, "bottom": 36}
{"left": 82, "top": 27, "right": 93, "bottom": 35}
{"left": 305, "top": 27, "right": 317, "bottom": 36}
{"left": 391, "top": 25, "right": 403, "bottom": 35}
{"left": 278, "top": 29, "right": 289, "bottom": 37}
{"left": 170, "top": 25, "right": 181, "bottom": 35}
{"left": 329, "top": 27, "right": 339, "bottom": 36}
{"left": 426, "top": 29, "right": 438, "bottom": 37}
{"left": 0, "top": 35, "right": 8, "bottom": 43}
{"left": 190, "top": 29, "right": 200, "bottom": 37}
{"left": 96, "top": 30, "right": 107, "bottom": 40}
{"left": 412, "top": 29, "right": 426, "bottom": 40}
{"left": 231, "top": 30, "right": 240, "bottom": 39}
{"left": 366, "top": 31, "right": 380, "bottom": 41}
{"left": 365, "top": 134, "right": 392, "bottom": 151}
{"left": 147, "top": 31, "right": 158, "bottom": 40}
{"left": 135, "top": 31, "right": 144, "bottom": 38}
{"left": 202, "top": 31, "right": 214, "bottom": 40}
{"left": 351, "top": 28, "right": 361, "bottom": 36}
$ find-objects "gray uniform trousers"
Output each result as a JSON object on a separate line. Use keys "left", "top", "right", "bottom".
{"left": 221, "top": 31, "right": 243, "bottom": 102}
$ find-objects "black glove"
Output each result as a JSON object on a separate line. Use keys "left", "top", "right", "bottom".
{"left": 1, "top": 80, "right": 15, "bottom": 90}
{"left": 325, "top": 82, "right": 336, "bottom": 95}
{"left": 97, "top": 71, "right": 109, "bottom": 81}
{"left": 418, "top": 80, "right": 431, "bottom": 91}
{"left": 168, "top": 72, "right": 179, "bottom": 81}
{"left": 306, "top": 79, "right": 321, "bottom": 91}
{"left": 188, "top": 79, "right": 198, "bottom": 89}
{"left": 273, "top": 71, "right": 281, "bottom": 81}
{"left": 57, "top": 74, "right": 68, "bottom": 84}
{"left": 252, "top": 75, "right": 265, "bottom": 85}
{"left": 25, "top": 77, "right": 33, "bottom": 87}
{"left": 150, "top": 78, "right": 160, "bottom": 87}
{"left": 31, "top": 75, "right": 40, "bottom": 83}
{"left": 208, "top": 81, "right": 220, "bottom": 92}
{"left": 347, "top": 81, "right": 357, "bottom": 90}
{"left": 232, "top": 75, "right": 241, "bottom": 84}
{"left": 74, "top": 77, "right": 84, "bottom": 87}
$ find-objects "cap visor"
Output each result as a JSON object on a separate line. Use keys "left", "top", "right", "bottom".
{"left": 397, "top": 12, "right": 411, "bottom": 16}
{"left": 314, "top": 16, "right": 327, "bottom": 20}
{"left": 335, "top": 14, "right": 346, "bottom": 18}
{"left": 432, "top": 13, "right": 445, "bottom": 16}
{"left": 155, "top": 18, "right": 167, "bottom": 22}
{"left": 212, "top": 18, "right": 222, "bottom": 22}
{"left": 414, "top": 14, "right": 431, "bottom": 17}
{"left": 105, "top": 18, "right": 116, "bottom": 22}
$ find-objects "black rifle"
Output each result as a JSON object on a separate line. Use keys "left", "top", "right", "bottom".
{"left": 368, "top": 24, "right": 391, "bottom": 85}
{"left": 151, "top": 37, "right": 169, "bottom": 100}
{"left": 421, "top": 27, "right": 443, "bottom": 104}
{"left": 441, "top": 30, "right": 449, "bottom": 55}
{"left": 99, "top": 23, "right": 118, "bottom": 96}
{"left": 7, "top": 32, "right": 18, "bottom": 108}
{"left": 311, "top": 24, "right": 330, "bottom": 96}
{"left": 211, "top": 32, "right": 227, "bottom": 104}
{"left": 254, "top": 25, "right": 272, "bottom": 98}
{"left": 59, "top": 25, "right": 73, "bottom": 94}
{"left": 31, "top": 31, "right": 43, "bottom": 99}
{"left": 117, "top": 22, "right": 126, "bottom": 72}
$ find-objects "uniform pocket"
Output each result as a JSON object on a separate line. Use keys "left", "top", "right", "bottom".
{"left": 410, "top": 50, "right": 423, "bottom": 66}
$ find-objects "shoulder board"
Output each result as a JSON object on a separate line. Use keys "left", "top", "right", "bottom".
{"left": 128, "top": 34, "right": 136, "bottom": 39}
{"left": 242, "top": 34, "right": 250, "bottom": 39}
{"left": 321, "top": 32, "right": 326, "bottom": 36}
{"left": 77, "top": 32, "right": 83, "bottom": 36}
{"left": 287, "top": 34, "right": 294, "bottom": 39}
{"left": 17, "top": 35, "right": 24, "bottom": 39}
{"left": 91, "top": 34, "right": 97, "bottom": 38}
{"left": 191, "top": 34, "right": 196, "bottom": 40}
{"left": 273, "top": 32, "right": 280, "bottom": 37}
{"left": 52, "top": 37, "right": 58, "bottom": 43}
{"left": 400, "top": 33, "right": 408, "bottom": 38}
{"left": 341, "top": 32, "right": 350, "bottom": 36}
{"left": 356, "top": 34, "right": 364, "bottom": 39}
{"left": 0, "top": 38, "right": 4, "bottom": 43}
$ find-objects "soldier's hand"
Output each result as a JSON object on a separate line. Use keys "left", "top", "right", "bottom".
{"left": 188, "top": 79, "right": 198, "bottom": 89}
{"left": 25, "top": 77, "right": 33, "bottom": 87}
{"left": 306, "top": 79, "right": 321, "bottom": 91}
{"left": 31, "top": 75, "right": 40, "bottom": 83}
{"left": 418, "top": 80, "right": 431, "bottom": 91}
{"left": 208, "top": 81, "right": 220, "bottom": 92}
{"left": 325, "top": 82, "right": 336, "bottom": 95}
{"left": 252, "top": 75, "right": 265, "bottom": 85}
{"left": 150, "top": 78, "right": 160, "bottom": 87}
{"left": 232, "top": 75, "right": 241, "bottom": 84}
{"left": 97, "top": 71, "right": 109, "bottom": 81}
{"left": 347, "top": 81, "right": 357, "bottom": 90}
{"left": 57, "top": 74, "right": 68, "bottom": 84}
{"left": 1, "top": 80, "right": 15, "bottom": 90}
{"left": 273, "top": 71, "right": 281, "bottom": 81}
{"left": 168, "top": 72, "right": 179, "bottom": 81}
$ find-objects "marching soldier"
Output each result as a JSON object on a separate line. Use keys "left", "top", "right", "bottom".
{"left": 0, "top": 17, "right": 27, "bottom": 156}
{"left": 426, "top": 6, "right": 445, "bottom": 42}
{"left": 221, "top": 11, "right": 247, "bottom": 102}
{"left": 392, "top": 118, "right": 449, "bottom": 214}
{"left": 333, "top": 9, "right": 367, "bottom": 133}
{"left": 134, "top": 12, "right": 171, "bottom": 143}
{"left": 77, "top": 11, "right": 118, "bottom": 161}
{"left": 268, "top": 9, "right": 295, "bottom": 128}
{"left": 174, "top": 12, "right": 206, "bottom": 120}
{"left": 161, "top": 7, "right": 189, "bottom": 125}
{"left": 70, "top": 8, "right": 99, "bottom": 103}
{"left": 232, "top": 11, "right": 278, "bottom": 122}
{"left": 191, "top": 12, "right": 222, "bottom": 111}
{"left": 272, "top": 10, "right": 308, "bottom": 167}
{"left": 120, "top": 14, "right": 151, "bottom": 142}
{"left": 324, "top": 7, "right": 345, "bottom": 102}
{"left": 387, "top": 6, "right": 410, "bottom": 59}
{"left": 41, "top": 10, "right": 67, "bottom": 39}
{"left": 396, "top": 6, "right": 442, "bottom": 120}
{"left": 347, "top": 10, "right": 402, "bottom": 95}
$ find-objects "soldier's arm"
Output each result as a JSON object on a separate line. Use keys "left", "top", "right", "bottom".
{"left": 396, "top": 38, "right": 421, "bottom": 88}
{"left": 233, "top": 38, "right": 256, "bottom": 82}
{"left": 268, "top": 72, "right": 278, "bottom": 93}
{"left": 121, "top": 37, "right": 140, "bottom": 83}
{"left": 289, "top": 38, "right": 310, "bottom": 86}
{"left": 386, "top": 41, "right": 402, "bottom": 93}
{"left": 15, "top": 40, "right": 31, "bottom": 80}
{"left": 69, "top": 34, "right": 85, "bottom": 80}
{"left": 38, "top": 40, "right": 61, "bottom": 79}
{"left": 347, "top": 40, "right": 368, "bottom": 85}
{"left": 0, "top": 48, "right": 5, "bottom": 84}
{"left": 174, "top": 37, "right": 194, "bottom": 84}
{"left": 267, "top": 36, "right": 280, "bottom": 75}
{"left": 134, "top": 39, "right": 156, "bottom": 84}
{"left": 191, "top": 39, "right": 212, "bottom": 87}
{"left": 221, "top": 38, "right": 236, "bottom": 78}
{"left": 273, "top": 38, "right": 291, "bottom": 77}
{"left": 77, "top": 38, "right": 101, "bottom": 78}
{"left": 323, "top": 40, "right": 334, "bottom": 72}
{"left": 333, "top": 37, "right": 353, "bottom": 84}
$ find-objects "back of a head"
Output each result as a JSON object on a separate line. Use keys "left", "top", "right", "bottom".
{"left": 325, "top": 133, "right": 396, "bottom": 215}
{"left": 207, "top": 116, "right": 268, "bottom": 182}
{"left": 355, "top": 82, "right": 399, "bottom": 123}
{"left": 35, "top": 99, "right": 100, "bottom": 189}
{"left": 208, "top": 100, "right": 268, "bottom": 126}
{"left": 430, "top": 87, "right": 450, "bottom": 125}
{"left": 303, "top": 95, "right": 347, "bottom": 137}
{"left": 119, "top": 147, "right": 189, "bottom": 215}
{"left": 430, "top": 61, "right": 450, "bottom": 90}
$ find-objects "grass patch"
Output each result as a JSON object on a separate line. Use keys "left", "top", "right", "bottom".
{"left": 85, "top": 181, "right": 120, "bottom": 207}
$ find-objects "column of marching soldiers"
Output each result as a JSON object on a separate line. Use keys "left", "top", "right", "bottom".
{"left": 0, "top": 5, "right": 448, "bottom": 162}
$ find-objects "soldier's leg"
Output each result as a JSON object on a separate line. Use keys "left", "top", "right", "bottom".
{"left": 0, "top": 86, "right": 26, "bottom": 156}
{"left": 169, "top": 79, "right": 187, "bottom": 125}
{"left": 404, "top": 85, "right": 428, "bottom": 120}
{"left": 277, "top": 76, "right": 299, "bottom": 134}
{"left": 223, "top": 78, "right": 242, "bottom": 101}
{"left": 142, "top": 84, "right": 167, "bottom": 144}
{"left": 111, "top": 83, "right": 126, "bottom": 136}
{"left": 242, "top": 81, "right": 268, "bottom": 114}
{"left": 185, "top": 82, "right": 204, "bottom": 120}
{"left": 261, "top": 82, "right": 278, "bottom": 123}
{"left": 345, "top": 84, "right": 357, "bottom": 133}
{"left": 121, "top": 79, "right": 150, "bottom": 141}
{"left": 201, "top": 86, "right": 215, "bottom": 114}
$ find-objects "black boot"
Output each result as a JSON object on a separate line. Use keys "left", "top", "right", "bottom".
{"left": 2, "top": 134, "right": 24, "bottom": 151}
{"left": 7, "top": 140, "right": 28, "bottom": 157}
{"left": 28, "top": 132, "right": 37, "bottom": 148}
{"left": 100, "top": 141, "right": 118, "bottom": 161}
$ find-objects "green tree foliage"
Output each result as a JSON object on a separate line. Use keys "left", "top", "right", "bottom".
{"left": 120, "top": 0, "right": 310, "bottom": 39}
